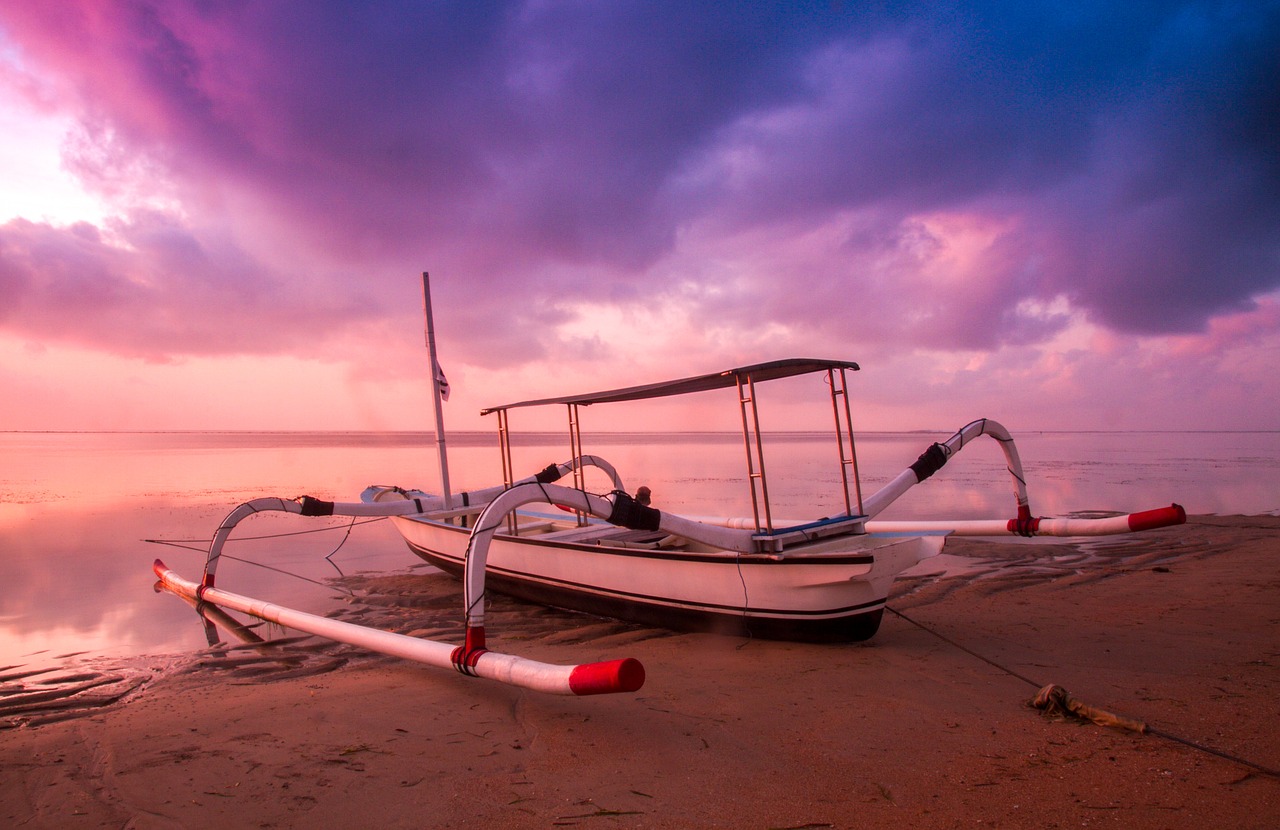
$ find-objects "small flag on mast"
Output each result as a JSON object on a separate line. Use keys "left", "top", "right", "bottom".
{"left": 433, "top": 360, "right": 450, "bottom": 401}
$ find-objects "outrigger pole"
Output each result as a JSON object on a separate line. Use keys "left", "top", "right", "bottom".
{"left": 422, "top": 272, "right": 452, "bottom": 510}
{"left": 154, "top": 559, "right": 643, "bottom": 696}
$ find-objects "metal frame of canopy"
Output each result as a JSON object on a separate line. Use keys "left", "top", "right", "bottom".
{"left": 480, "top": 359, "right": 867, "bottom": 535}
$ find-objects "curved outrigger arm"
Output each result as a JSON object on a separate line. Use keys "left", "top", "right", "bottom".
{"left": 456, "top": 481, "right": 760, "bottom": 662}
{"left": 199, "top": 455, "right": 624, "bottom": 588}
{"left": 862, "top": 418, "right": 1030, "bottom": 520}
{"left": 857, "top": 417, "right": 1185, "bottom": 537}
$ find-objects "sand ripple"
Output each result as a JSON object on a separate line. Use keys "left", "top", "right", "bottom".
{"left": 0, "top": 665, "right": 149, "bottom": 730}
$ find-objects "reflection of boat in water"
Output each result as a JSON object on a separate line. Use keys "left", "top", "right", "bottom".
{"left": 153, "top": 274, "right": 1185, "bottom": 696}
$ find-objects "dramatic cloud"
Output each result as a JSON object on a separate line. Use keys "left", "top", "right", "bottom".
{"left": 0, "top": 1, "right": 1276, "bottom": 427}
{"left": 0, "top": 214, "right": 384, "bottom": 360}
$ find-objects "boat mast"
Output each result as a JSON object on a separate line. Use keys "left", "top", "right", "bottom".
{"left": 422, "top": 271, "right": 453, "bottom": 509}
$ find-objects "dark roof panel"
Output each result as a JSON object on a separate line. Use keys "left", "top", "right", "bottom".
{"left": 481, "top": 358, "right": 859, "bottom": 415}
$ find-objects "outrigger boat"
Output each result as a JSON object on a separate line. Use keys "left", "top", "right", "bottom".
{"left": 153, "top": 273, "right": 1185, "bottom": 696}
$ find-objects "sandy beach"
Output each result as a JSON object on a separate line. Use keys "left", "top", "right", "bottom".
{"left": 2, "top": 514, "right": 1277, "bottom": 828}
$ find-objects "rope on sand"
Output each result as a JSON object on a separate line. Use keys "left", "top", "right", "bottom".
{"left": 885, "top": 606, "right": 1280, "bottom": 780}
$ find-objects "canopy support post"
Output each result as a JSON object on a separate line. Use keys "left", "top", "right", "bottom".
{"left": 496, "top": 407, "right": 517, "bottom": 534}
{"left": 736, "top": 370, "right": 773, "bottom": 534}
{"left": 828, "top": 366, "right": 864, "bottom": 517}
{"left": 567, "top": 403, "right": 588, "bottom": 527}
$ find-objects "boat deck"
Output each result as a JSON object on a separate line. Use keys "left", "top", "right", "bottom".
{"left": 427, "top": 502, "right": 869, "bottom": 555}
{"left": 520, "top": 522, "right": 685, "bottom": 550}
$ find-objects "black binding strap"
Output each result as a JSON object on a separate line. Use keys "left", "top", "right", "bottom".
{"left": 534, "top": 463, "right": 563, "bottom": 483}
{"left": 909, "top": 442, "right": 949, "bottom": 482}
{"left": 607, "top": 490, "right": 661, "bottom": 531}
{"left": 299, "top": 496, "right": 335, "bottom": 516}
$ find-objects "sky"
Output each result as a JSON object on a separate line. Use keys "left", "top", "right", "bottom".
{"left": 0, "top": 1, "right": 1277, "bottom": 433}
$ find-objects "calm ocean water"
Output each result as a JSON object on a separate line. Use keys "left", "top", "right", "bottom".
{"left": 2, "top": 429, "right": 1277, "bottom": 671}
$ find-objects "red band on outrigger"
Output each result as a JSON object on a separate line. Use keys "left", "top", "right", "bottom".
{"left": 1127, "top": 503, "right": 1186, "bottom": 532}
{"left": 450, "top": 626, "right": 489, "bottom": 675}
{"left": 1007, "top": 516, "right": 1041, "bottom": 537}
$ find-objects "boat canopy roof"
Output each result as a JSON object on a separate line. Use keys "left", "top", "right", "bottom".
{"left": 481, "top": 358, "right": 859, "bottom": 415}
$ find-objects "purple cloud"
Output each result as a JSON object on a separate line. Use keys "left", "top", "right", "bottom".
{"left": 0, "top": 1, "right": 1276, "bottom": 367}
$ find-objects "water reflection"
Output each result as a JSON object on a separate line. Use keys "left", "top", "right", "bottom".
{"left": 0, "top": 430, "right": 1276, "bottom": 673}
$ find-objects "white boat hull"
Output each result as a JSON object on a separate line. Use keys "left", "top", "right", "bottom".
{"left": 387, "top": 513, "right": 944, "bottom": 642}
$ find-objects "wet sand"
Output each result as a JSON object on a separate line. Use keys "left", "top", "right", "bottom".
{"left": 2, "top": 515, "right": 1277, "bottom": 828}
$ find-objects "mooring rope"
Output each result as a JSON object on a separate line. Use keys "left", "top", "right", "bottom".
{"left": 323, "top": 516, "right": 358, "bottom": 562}
{"left": 143, "top": 515, "right": 389, "bottom": 548}
{"left": 144, "top": 516, "right": 388, "bottom": 593}
{"left": 886, "top": 605, "right": 1280, "bottom": 780}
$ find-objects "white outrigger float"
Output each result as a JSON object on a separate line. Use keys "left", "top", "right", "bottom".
{"left": 153, "top": 274, "right": 1185, "bottom": 696}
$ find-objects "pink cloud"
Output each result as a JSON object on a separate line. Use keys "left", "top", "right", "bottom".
{"left": 0, "top": 2, "right": 1275, "bottom": 429}
{"left": 0, "top": 213, "right": 381, "bottom": 360}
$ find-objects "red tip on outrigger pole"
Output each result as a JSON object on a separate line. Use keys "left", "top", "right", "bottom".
{"left": 1127, "top": 504, "right": 1187, "bottom": 532}
{"left": 569, "top": 658, "right": 646, "bottom": 695}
